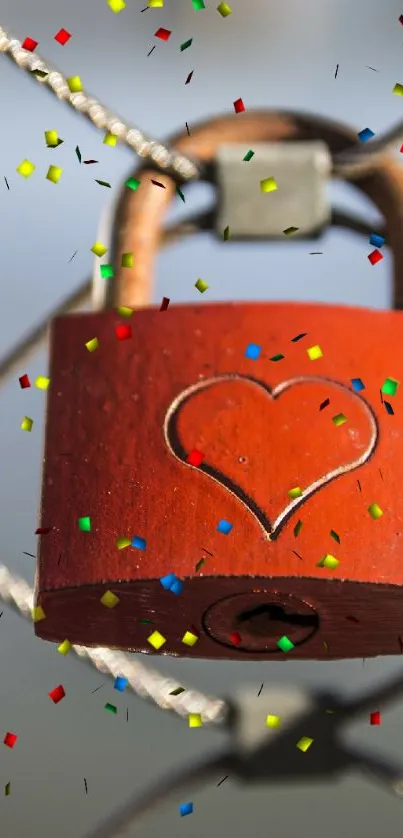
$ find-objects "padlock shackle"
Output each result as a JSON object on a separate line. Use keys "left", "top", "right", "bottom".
{"left": 109, "top": 109, "right": 403, "bottom": 310}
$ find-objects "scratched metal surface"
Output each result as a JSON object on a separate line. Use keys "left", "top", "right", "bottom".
{"left": 0, "top": 0, "right": 403, "bottom": 836}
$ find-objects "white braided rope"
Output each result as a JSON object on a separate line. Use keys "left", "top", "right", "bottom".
{"left": 0, "top": 564, "right": 228, "bottom": 726}
{"left": 0, "top": 25, "right": 200, "bottom": 182}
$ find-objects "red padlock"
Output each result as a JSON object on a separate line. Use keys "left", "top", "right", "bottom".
{"left": 35, "top": 111, "right": 403, "bottom": 661}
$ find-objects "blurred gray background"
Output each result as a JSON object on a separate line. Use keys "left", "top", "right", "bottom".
{"left": 1, "top": 0, "right": 403, "bottom": 835}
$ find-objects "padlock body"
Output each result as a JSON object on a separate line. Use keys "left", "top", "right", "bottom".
{"left": 35, "top": 302, "right": 403, "bottom": 660}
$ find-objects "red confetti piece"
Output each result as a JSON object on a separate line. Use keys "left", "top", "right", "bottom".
{"left": 233, "top": 98, "right": 245, "bottom": 114}
{"left": 160, "top": 296, "right": 170, "bottom": 311}
{"left": 19, "top": 374, "right": 31, "bottom": 389}
{"left": 400, "top": 143, "right": 403, "bottom": 153}
{"left": 186, "top": 449, "right": 204, "bottom": 467}
{"left": 115, "top": 325, "right": 132, "bottom": 341}
{"left": 54, "top": 28, "right": 71, "bottom": 45}
{"left": 48, "top": 685, "right": 66, "bottom": 704}
{"left": 83, "top": 160, "right": 98, "bottom": 165}
{"left": 35, "top": 527, "right": 52, "bottom": 535}
{"left": 230, "top": 631, "right": 242, "bottom": 646}
{"left": 22, "top": 37, "right": 38, "bottom": 52}
{"left": 155, "top": 27, "right": 171, "bottom": 41}
{"left": 370, "top": 710, "right": 381, "bottom": 725}
{"left": 185, "top": 70, "right": 194, "bottom": 85}
{"left": 21, "top": 38, "right": 38, "bottom": 52}
{"left": 368, "top": 249, "right": 383, "bottom": 266}
{"left": 345, "top": 615, "right": 360, "bottom": 624}
{"left": 399, "top": 14, "right": 403, "bottom": 24}
{"left": 151, "top": 180, "right": 166, "bottom": 188}
{"left": 4, "top": 732, "right": 17, "bottom": 749}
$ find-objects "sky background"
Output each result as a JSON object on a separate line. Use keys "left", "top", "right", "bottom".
{"left": 1, "top": 0, "right": 403, "bottom": 836}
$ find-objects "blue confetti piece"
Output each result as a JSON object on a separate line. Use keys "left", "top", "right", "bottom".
{"left": 160, "top": 573, "right": 177, "bottom": 590}
{"left": 245, "top": 343, "right": 261, "bottom": 360}
{"left": 217, "top": 519, "right": 233, "bottom": 535}
{"left": 351, "top": 378, "right": 365, "bottom": 392}
{"left": 170, "top": 579, "right": 184, "bottom": 595}
{"left": 369, "top": 233, "right": 385, "bottom": 249}
{"left": 179, "top": 802, "right": 193, "bottom": 817}
{"left": 114, "top": 676, "right": 128, "bottom": 692}
{"left": 357, "top": 128, "right": 375, "bottom": 143}
{"left": 132, "top": 535, "right": 146, "bottom": 550}
{"left": 384, "top": 401, "right": 394, "bottom": 415}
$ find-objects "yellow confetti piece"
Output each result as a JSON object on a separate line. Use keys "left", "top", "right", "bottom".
{"left": 368, "top": 503, "right": 383, "bottom": 520}
{"left": 182, "top": 630, "right": 199, "bottom": 647}
{"left": 103, "top": 133, "right": 118, "bottom": 147}
{"left": 288, "top": 486, "right": 302, "bottom": 499}
{"left": 317, "top": 554, "right": 339, "bottom": 570}
{"left": 100, "top": 590, "right": 120, "bottom": 609}
{"left": 332, "top": 413, "right": 347, "bottom": 427}
{"left": 266, "top": 714, "right": 281, "bottom": 728}
{"left": 45, "top": 130, "right": 59, "bottom": 147}
{"left": 148, "top": 0, "right": 163, "bottom": 5}
{"left": 147, "top": 630, "right": 166, "bottom": 650}
{"left": 85, "top": 337, "right": 99, "bottom": 352}
{"left": 121, "top": 253, "right": 134, "bottom": 268}
{"left": 393, "top": 83, "right": 403, "bottom": 96}
{"left": 57, "top": 639, "right": 72, "bottom": 656}
{"left": 217, "top": 1, "right": 232, "bottom": 15}
{"left": 67, "top": 76, "right": 83, "bottom": 93}
{"left": 188, "top": 713, "right": 203, "bottom": 727}
{"left": 260, "top": 177, "right": 278, "bottom": 193}
{"left": 195, "top": 278, "right": 209, "bottom": 293}
{"left": 108, "top": 0, "right": 126, "bottom": 10}
{"left": 296, "top": 736, "right": 313, "bottom": 752}
{"left": 17, "top": 159, "right": 35, "bottom": 178}
{"left": 46, "top": 165, "right": 63, "bottom": 184}
{"left": 35, "top": 376, "right": 50, "bottom": 391}
{"left": 91, "top": 242, "right": 108, "bottom": 257}
{"left": 20, "top": 416, "right": 33, "bottom": 432}
{"left": 116, "top": 306, "right": 133, "bottom": 317}
{"left": 307, "top": 344, "right": 323, "bottom": 361}
{"left": 32, "top": 605, "right": 46, "bottom": 623}
{"left": 116, "top": 536, "right": 131, "bottom": 550}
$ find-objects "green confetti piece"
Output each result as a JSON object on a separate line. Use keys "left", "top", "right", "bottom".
{"left": 95, "top": 180, "right": 111, "bottom": 188}
{"left": 293, "top": 520, "right": 303, "bottom": 538}
{"left": 105, "top": 703, "right": 117, "bottom": 714}
{"left": 243, "top": 149, "right": 255, "bottom": 162}
{"left": 100, "top": 264, "right": 114, "bottom": 279}
{"left": 176, "top": 185, "right": 185, "bottom": 202}
{"left": 125, "top": 177, "right": 140, "bottom": 191}
{"left": 75, "top": 146, "right": 82, "bottom": 163}
{"left": 192, "top": 0, "right": 205, "bottom": 8}
{"left": 277, "top": 635, "right": 295, "bottom": 653}
{"left": 269, "top": 354, "right": 285, "bottom": 362}
{"left": 381, "top": 377, "right": 399, "bottom": 397}
{"left": 195, "top": 558, "right": 205, "bottom": 572}
{"left": 223, "top": 226, "right": 230, "bottom": 241}
{"left": 78, "top": 516, "right": 91, "bottom": 532}
{"left": 393, "top": 83, "right": 403, "bottom": 96}
{"left": 288, "top": 486, "right": 302, "bottom": 499}
{"left": 180, "top": 38, "right": 193, "bottom": 51}
{"left": 330, "top": 529, "right": 340, "bottom": 544}
{"left": 283, "top": 226, "right": 299, "bottom": 236}
{"left": 140, "top": 619, "right": 153, "bottom": 624}
{"left": 31, "top": 69, "right": 48, "bottom": 79}
{"left": 4, "top": 782, "right": 10, "bottom": 796}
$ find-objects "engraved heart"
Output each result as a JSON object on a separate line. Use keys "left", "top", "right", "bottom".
{"left": 164, "top": 374, "right": 378, "bottom": 539}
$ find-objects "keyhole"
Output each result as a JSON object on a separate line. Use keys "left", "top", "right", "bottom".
{"left": 235, "top": 603, "right": 318, "bottom": 638}
{"left": 202, "top": 590, "right": 319, "bottom": 653}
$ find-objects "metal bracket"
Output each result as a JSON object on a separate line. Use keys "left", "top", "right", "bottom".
{"left": 215, "top": 141, "right": 332, "bottom": 240}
